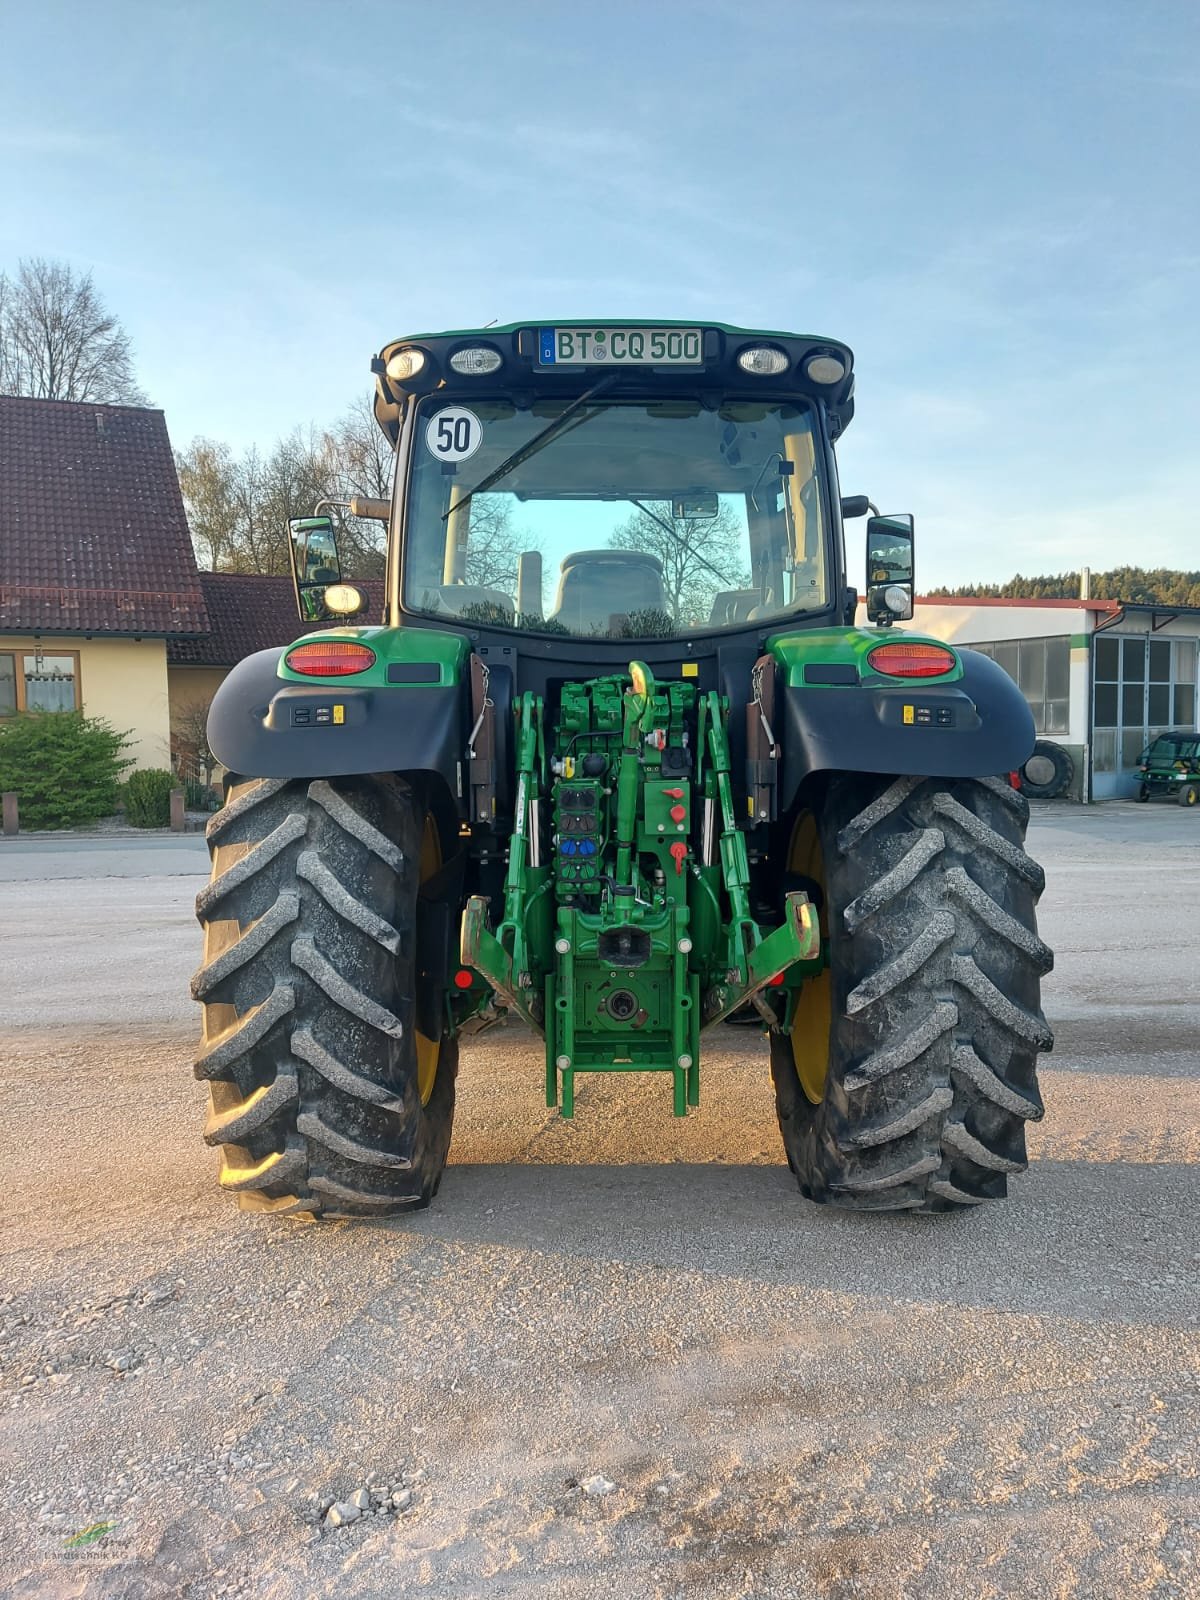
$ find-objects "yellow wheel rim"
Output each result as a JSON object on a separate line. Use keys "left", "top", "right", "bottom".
{"left": 415, "top": 815, "right": 441, "bottom": 1106}
{"left": 787, "top": 813, "right": 832, "bottom": 1106}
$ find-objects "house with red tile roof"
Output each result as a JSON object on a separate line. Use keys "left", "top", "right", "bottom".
{"left": 1, "top": 392, "right": 381, "bottom": 783}
{"left": 0, "top": 395, "right": 209, "bottom": 769}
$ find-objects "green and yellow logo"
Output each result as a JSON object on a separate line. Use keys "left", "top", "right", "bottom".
{"left": 63, "top": 1521, "right": 118, "bottom": 1549}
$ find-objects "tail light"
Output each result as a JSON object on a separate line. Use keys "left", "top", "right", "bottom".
{"left": 866, "top": 642, "right": 956, "bottom": 678}
{"left": 285, "top": 641, "right": 376, "bottom": 677}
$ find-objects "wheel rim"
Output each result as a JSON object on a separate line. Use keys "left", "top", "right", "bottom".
{"left": 787, "top": 813, "right": 832, "bottom": 1106}
{"left": 415, "top": 816, "right": 442, "bottom": 1106}
{"left": 1024, "top": 754, "right": 1055, "bottom": 787}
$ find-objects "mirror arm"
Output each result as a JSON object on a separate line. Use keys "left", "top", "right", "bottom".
{"left": 348, "top": 495, "right": 390, "bottom": 521}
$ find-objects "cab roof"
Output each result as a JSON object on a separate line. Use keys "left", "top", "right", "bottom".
{"left": 370, "top": 320, "right": 855, "bottom": 446}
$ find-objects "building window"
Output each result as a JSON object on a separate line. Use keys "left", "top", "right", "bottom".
{"left": 0, "top": 650, "right": 81, "bottom": 715}
{"left": 1092, "top": 634, "right": 1198, "bottom": 774}
{"left": 970, "top": 636, "right": 1070, "bottom": 735}
{"left": 1175, "top": 640, "right": 1196, "bottom": 727}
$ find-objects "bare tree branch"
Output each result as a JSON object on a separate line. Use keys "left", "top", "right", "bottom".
{"left": 611, "top": 501, "right": 749, "bottom": 623}
{"left": 177, "top": 416, "right": 390, "bottom": 578}
{"left": 0, "top": 257, "right": 148, "bottom": 404}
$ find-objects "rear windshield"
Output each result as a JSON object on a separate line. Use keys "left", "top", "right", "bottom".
{"left": 402, "top": 397, "right": 830, "bottom": 639}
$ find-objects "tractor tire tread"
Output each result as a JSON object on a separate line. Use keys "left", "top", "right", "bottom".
{"left": 773, "top": 774, "right": 1051, "bottom": 1213}
{"left": 193, "top": 775, "right": 455, "bottom": 1217}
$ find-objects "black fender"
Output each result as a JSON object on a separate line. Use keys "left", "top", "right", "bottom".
{"left": 779, "top": 647, "right": 1036, "bottom": 808}
{"left": 207, "top": 648, "right": 468, "bottom": 818}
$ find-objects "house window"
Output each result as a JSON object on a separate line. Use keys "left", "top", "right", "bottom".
{"left": 0, "top": 655, "right": 15, "bottom": 716}
{"left": 969, "top": 637, "right": 1070, "bottom": 735}
{"left": 0, "top": 650, "right": 81, "bottom": 714}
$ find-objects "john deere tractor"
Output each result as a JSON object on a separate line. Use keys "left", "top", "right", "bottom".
{"left": 194, "top": 321, "right": 1052, "bottom": 1217}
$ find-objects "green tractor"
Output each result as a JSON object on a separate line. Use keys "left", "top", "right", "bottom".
{"left": 194, "top": 321, "right": 1052, "bottom": 1218}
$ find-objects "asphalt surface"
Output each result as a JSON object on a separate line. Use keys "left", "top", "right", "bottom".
{"left": 0, "top": 802, "right": 1197, "bottom": 1599}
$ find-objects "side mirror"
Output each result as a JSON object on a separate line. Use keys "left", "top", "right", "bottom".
{"left": 288, "top": 515, "right": 344, "bottom": 622}
{"left": 865, "top": 513, "right": 914, "bottom": 626}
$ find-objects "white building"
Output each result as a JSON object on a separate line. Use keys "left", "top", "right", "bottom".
{"left": 907, "top": 597, "right": 1200, "bottom": 800}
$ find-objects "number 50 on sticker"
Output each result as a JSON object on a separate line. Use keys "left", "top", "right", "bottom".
{"left": 425, "top": 406, "right": 483, "bottom": 463}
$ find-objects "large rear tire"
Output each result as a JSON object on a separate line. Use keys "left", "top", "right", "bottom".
{"left": 770, "top": 774, "right": 1052, "bottom": 1212}
{"left": 193, "top": 775, "right": 456, "bottom": 1216}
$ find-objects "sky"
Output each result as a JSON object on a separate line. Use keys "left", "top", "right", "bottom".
{"left": 1, "top": 0, "right": 1197, "bottom": 589}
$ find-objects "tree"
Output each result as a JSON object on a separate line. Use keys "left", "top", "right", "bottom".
{"left": 926, "top": 567, "right": 1200, "bottom": 607}
{"left": 177, "top": 417, "right": 388, "bottom": 578}
{"left": 175, "top": 439, "right": 242, "bottom": 571}
{"left": 177, "top": 396, "right": 535, "bottom": 589}
{"left": 0, "top": 257, "right": 148, "bottom": 404}
{"left": 172, "top": 695, "right": 219, "bottom": 790}
{"left": 460, "top": 495, "right": 533, "bottom": 592}
{"left": 610, "top": 501, "right": 749, "bottom": 624}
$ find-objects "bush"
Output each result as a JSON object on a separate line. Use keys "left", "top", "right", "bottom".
{"left": 123, "top": 767, "right": 177, "bottom": 829}
{"left": 0, "top": 712, "right": 132, "bottom": 830}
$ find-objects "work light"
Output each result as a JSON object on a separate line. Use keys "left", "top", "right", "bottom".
{"left": 736, "top": 345, "right": 789, "bottom": 376}
{"left": 805, "top": 353, "right": 846, "bottom": 384}
{"left": 385, "top": 348, "right": 427, "bottom": 382}
{"left": 449, "top": 346, "right": 503, "bottom": 375}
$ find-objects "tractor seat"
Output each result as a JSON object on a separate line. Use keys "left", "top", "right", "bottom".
{"left": 707, "top": 588, "right": 761, "bottom": 626}
{"left": 549, "top": 550, "right": 668, "bottom": 632}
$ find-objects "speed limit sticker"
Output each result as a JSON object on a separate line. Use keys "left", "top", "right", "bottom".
{"left": 425, "top": 406, "right": 483, "bottom": 463}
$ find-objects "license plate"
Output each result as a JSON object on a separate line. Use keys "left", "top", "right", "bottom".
{"left": 538, "top": 326, "right": 703, "bottom": 366}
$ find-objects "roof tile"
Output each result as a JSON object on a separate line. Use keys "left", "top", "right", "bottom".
{"left": 0, "top": 395, "right": 208, "bottom": 636}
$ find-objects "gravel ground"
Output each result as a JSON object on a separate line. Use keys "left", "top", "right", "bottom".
{"left": 0, "top": 803, "right": 1197, "bottom": 1599}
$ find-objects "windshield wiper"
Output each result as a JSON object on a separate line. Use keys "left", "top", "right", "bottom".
{"left": 442, "top": 374, "right": 618, "bottom": 521}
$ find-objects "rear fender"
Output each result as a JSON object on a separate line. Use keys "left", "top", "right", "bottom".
{"left": 776, "top": 645, "right": 1036, "bottom": 807}
{"left": 207, "top": 647, "right": 469, "bottom": 817}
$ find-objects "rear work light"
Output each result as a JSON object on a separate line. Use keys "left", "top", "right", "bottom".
{"left": 449, "top": 345, "right": 503, "bottom": 375}
{"left": 805, "top": 352, "right": 846, "bottom": 384}
{"left": 385, "top": 347, "right": 427, "bottom": 382}
{"left": 736, "top": 344, "right": 789, "bottom": 376}
{"left": 867, "top": 642, "right": 956, "bottom": 678}
{"left": 285, "top": 641, "right": 377, "bottom": 677}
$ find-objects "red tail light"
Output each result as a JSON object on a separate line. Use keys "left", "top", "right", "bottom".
{"left": 285, "top": 641, "right": 376, "bottom": 677}
{"left": 867, "top": 642, "right": 956, "bottom": 679}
